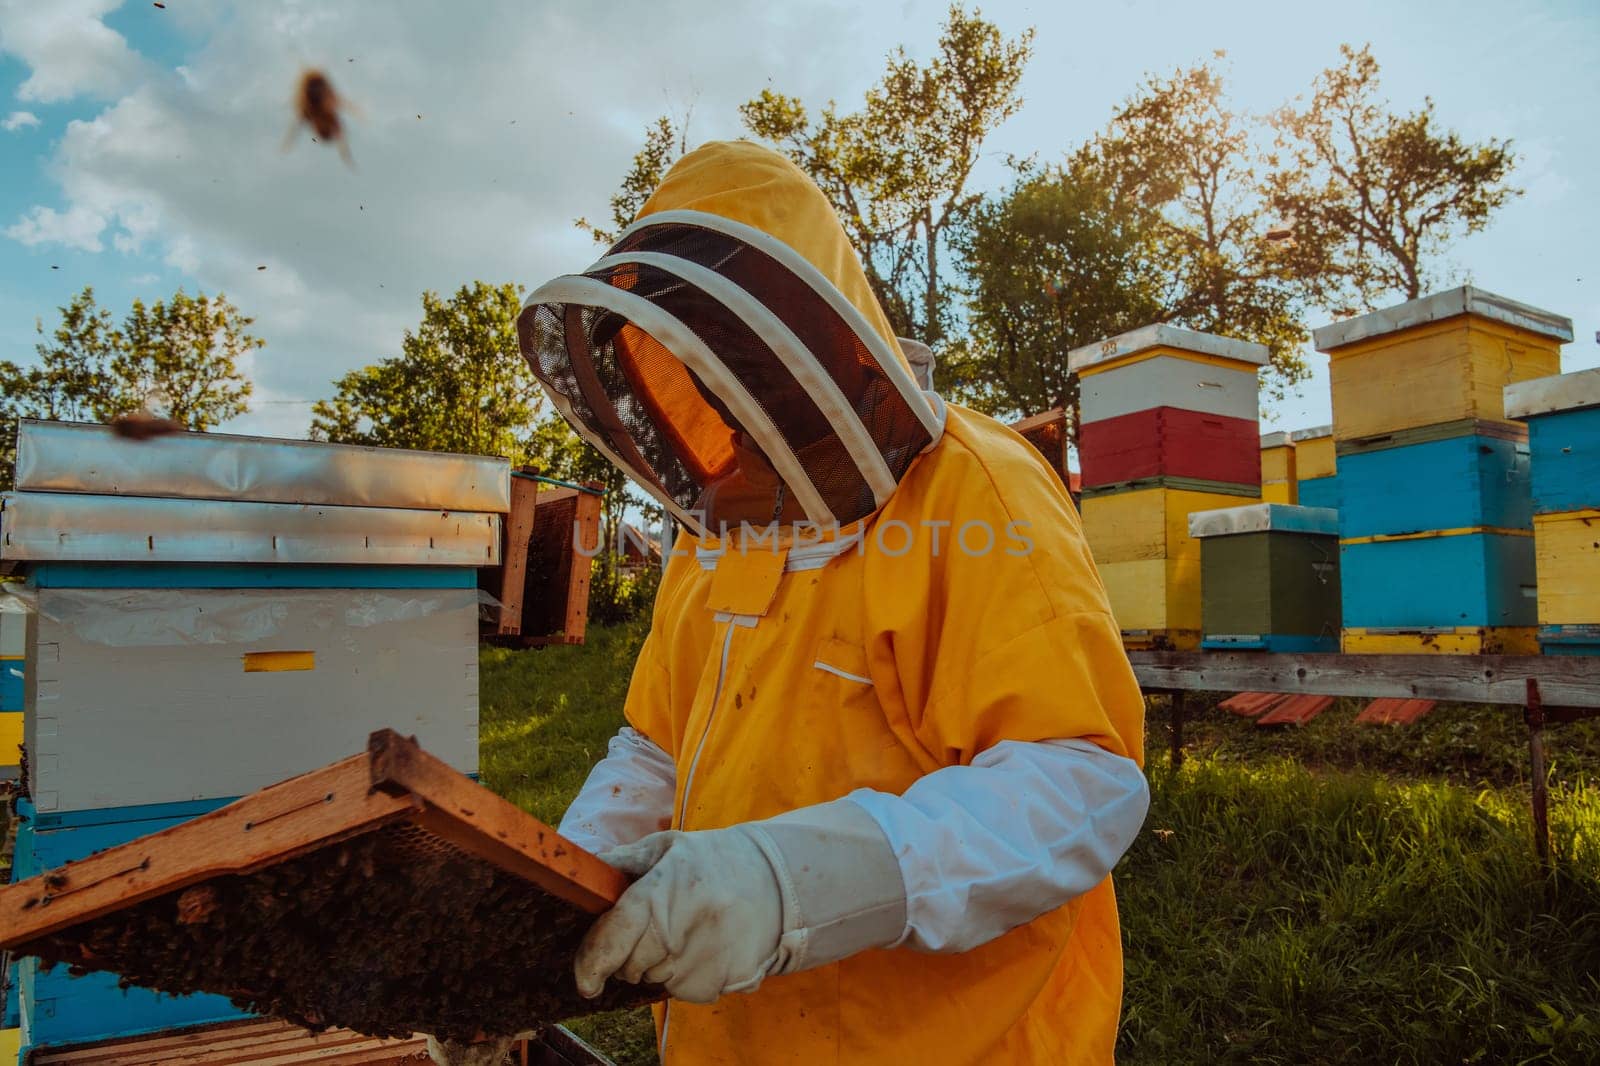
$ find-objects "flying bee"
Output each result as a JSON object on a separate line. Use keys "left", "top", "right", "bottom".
{"left": 286, "top": 69, "right": 355, "bottom": 168}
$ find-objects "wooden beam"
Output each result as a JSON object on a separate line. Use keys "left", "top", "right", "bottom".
{"left": 490, "top": 474, "right": 541, "bottom": 636}
{"left": 0, "top": 755, "right": 413, "bottom": 946}
{"left": 1008, "top": 407, "right": 1065, "bottom": 435}
{"left": 561, "top": 489, "right": 601, "bottom": 645}
{"left": 366, "top": 729, "right": 627, "bottom": 914}
{"left": 0, "top": 731, "right": 628, "bottom": 949}
{"left": 1126, "top": 651, "right": 1600, "bottom": 708}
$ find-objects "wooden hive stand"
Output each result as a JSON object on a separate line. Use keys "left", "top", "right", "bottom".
{"left": 1130, "top": 651, "right": 1600, "bottom": 871}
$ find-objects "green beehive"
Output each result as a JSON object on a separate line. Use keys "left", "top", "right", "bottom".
{"left": 1190, "top": 503, "right": 1341, "bottom": 652}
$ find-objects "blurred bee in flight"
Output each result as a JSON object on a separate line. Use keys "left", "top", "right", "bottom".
{"left": 286, "top": 69, "right": 355, "bottom": 168}
{"left": 110, "top": 410, "right": 185, "bottom": 441}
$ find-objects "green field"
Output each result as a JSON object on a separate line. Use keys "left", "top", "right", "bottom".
{"left": 480, "top": 627, "right": 1600, "bottom": 1065}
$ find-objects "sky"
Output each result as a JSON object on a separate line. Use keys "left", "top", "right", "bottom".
{"left": 1, "top": 0, "right": 1596, "bottom": 445}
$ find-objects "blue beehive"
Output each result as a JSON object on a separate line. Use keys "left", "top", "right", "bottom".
{"left": 1315, "top": 288, "right": 1571, "bottom": 655}
{"left": 1335, "top": 424, "right": 1531, "bottom": 538}
{"left": 1339, "top": 531, "right": 1537, "bottom": 629}
{"left": 11, "top": 799, "right": 240, "bottom": 1046}
{"left": 2, "top": 420, "right": 506, "bottom": 1057}
{"left": 1296, "top": 475, "right": 1340, "bottom": 511}
{"left": 1524, "top": 408, "right": 1600, "bottom": 515}
{"left": 1506, "top": 366, "right": 1600, "bottom": 654}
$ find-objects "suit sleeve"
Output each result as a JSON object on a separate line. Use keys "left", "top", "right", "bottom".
{"left": 845, "top": 737, "right": 1148, "bottom": 952}
{"left": 557, "top": 726, "right": 678, "bottom": 855}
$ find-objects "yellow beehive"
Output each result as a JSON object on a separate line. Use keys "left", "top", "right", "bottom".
{"left": 1292, "top": 427, "right": 1337, "bottom": 481}
{"left": 1313, "top": 287, "right": 1570, "bottom": 442}
{"left": 1341, "top": 627, "right": 1538, "bottom": 655}
{"left": 1260, "top": 432, "right": 1296, "bottom": 504}
{"left": 1533, "top": 510, "right": 1600, "bottom": 625}
{"left": 1082, "top": 486, "right": 1258, "bottom": 565}
{"left": 1095, "top": 558, "right": 1202, "bottom": 647}
{"left": 1083, "top": 485, "right": 1255, "bottom": 646}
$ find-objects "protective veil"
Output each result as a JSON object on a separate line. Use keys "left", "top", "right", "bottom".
{"left": 523, "top": 141, "right": 1147, "bottom": 1065}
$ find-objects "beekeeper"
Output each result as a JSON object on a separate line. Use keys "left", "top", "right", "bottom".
{"left": 521, "top": 140, "right": 1149, "bottom": 1065}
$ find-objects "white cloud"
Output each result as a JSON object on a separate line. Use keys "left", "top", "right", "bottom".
{"left": 5, "top": 203, "right": 107, "bottom": 251}
{"left": 0, "top": 0, "right": 872, "bottom": 436}
{"left": 2, "top": 109, "right": 39, "bottom": 131}
{"left": 0, "top": 0, "right": 147, "bottom": 103}
{"left": 7, "top": 0, "right": 1597, "bottom": 437}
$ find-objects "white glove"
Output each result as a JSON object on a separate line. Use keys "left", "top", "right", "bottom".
{"left": 574, "top": 799, "right": 907, "bottom": 1004}
{"left": 574, "top": 826, "right": 781, "bottom": 1004}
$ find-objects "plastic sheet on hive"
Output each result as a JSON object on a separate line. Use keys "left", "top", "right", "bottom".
{"left": 0, "top": 730, "right": 661, "bottom": 1042}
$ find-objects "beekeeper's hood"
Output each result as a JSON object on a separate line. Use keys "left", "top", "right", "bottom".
{"left": 518, "top": 140, "right": 946, "bottom": 537}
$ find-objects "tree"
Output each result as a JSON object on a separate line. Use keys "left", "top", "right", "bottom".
{"left": 575, "top": 115, "right": 683, "bottom": 247}
{"left": 949, "top": 151, "right": 1167, "bottom": 418}
{"left": 0, "top": 286, "right": 257, "bottom": 487}
{"left": 1268, "top": 44, "right": 1519, "bottom": 309}
{"left": 1100, "top": 58, "right": 1309, "bottom": 379}
{"left": 740, "top": 4, "right": 1033, "bottom": 342}
{"left": 588, "top": 7, "right": 1033, "bottom": 343}
{"left": 310, "top": 282, "right": 540, "bottom": 463}
{"left": 1, "top": 289, "right": 117, "bottom": 422}
{"left": 954, "top": 58, "right": 1311, "bottom": 424}
{"left": 114, "top": 290, "right": 257, "bottom": 429}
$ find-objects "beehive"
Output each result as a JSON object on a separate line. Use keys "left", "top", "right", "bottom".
{"left": 1292, "top": 425, "right": 1338, "bottom": 510}
{"left": 1292, "top": 426, "right": 1337, "bottom": 480}
{"left": 1334, "top": 422, "right": 1531, "bottom": 539}
{"left": 1531, "top": 511, "right": 1600, "bottom": 627}
{"left": 1069, "top": 323, "right": 1268, "bottom": 492}
{"left": 1009, "top": 408, "right": 1072, "bottom": 488}
{"left": 1313, "top": 286, "right": 1571, "bottom": 442}
{"left": 1078, "top": 407, "right": 1259, "bottom": 490}
{"left": 0, "top": 606, "right": 21, "bottom": 781}
{"left": 1190, "top": 504, "right": 1340, "bottom": 652}
{"left": 1506, "top": 367, "right": 1600, "bottom": 654}
{"left": 1338, "top": 530, "right": 1536, "bottom": 632}
{"left": 1081, "top": 481, "right": 1262, "bottom": 647}
{"left": 1095, "top": 558, "right": 1195, "bottom": 641}
{"left": 1316, "top": 290, "right": 1567, "bottom": 655}
{"left": 1259, "top": 432, "right": 1297, "bottom": 505}
{"left": 1070, "top": 325, "right": 1267, "bottom": 648}
{"left": 2, "top": 420, "right": 508, "bottom": 1052}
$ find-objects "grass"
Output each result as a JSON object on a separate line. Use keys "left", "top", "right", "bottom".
{"left": 478, "top": 622, "right": 659, "bottom": 1064}
{"left": 481, "top": 629, "right": 1600, "bottom": 1065}
{"left": 1122, "top": 758, "right": 1600, "bottom": 1064}
{"left": 479, "top": 622, "right": 651, "bottom": 826}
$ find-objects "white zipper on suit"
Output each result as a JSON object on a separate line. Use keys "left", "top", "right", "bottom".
{"left": 674, "top": 612, "right": 756, "bottom": 828}
{"left": 658, "top": 536, "right": 855, "bottom": 1059}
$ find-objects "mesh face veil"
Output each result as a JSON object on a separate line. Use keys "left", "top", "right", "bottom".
{"left": 518, "top": 209, "right": 945, "bottom": 537}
